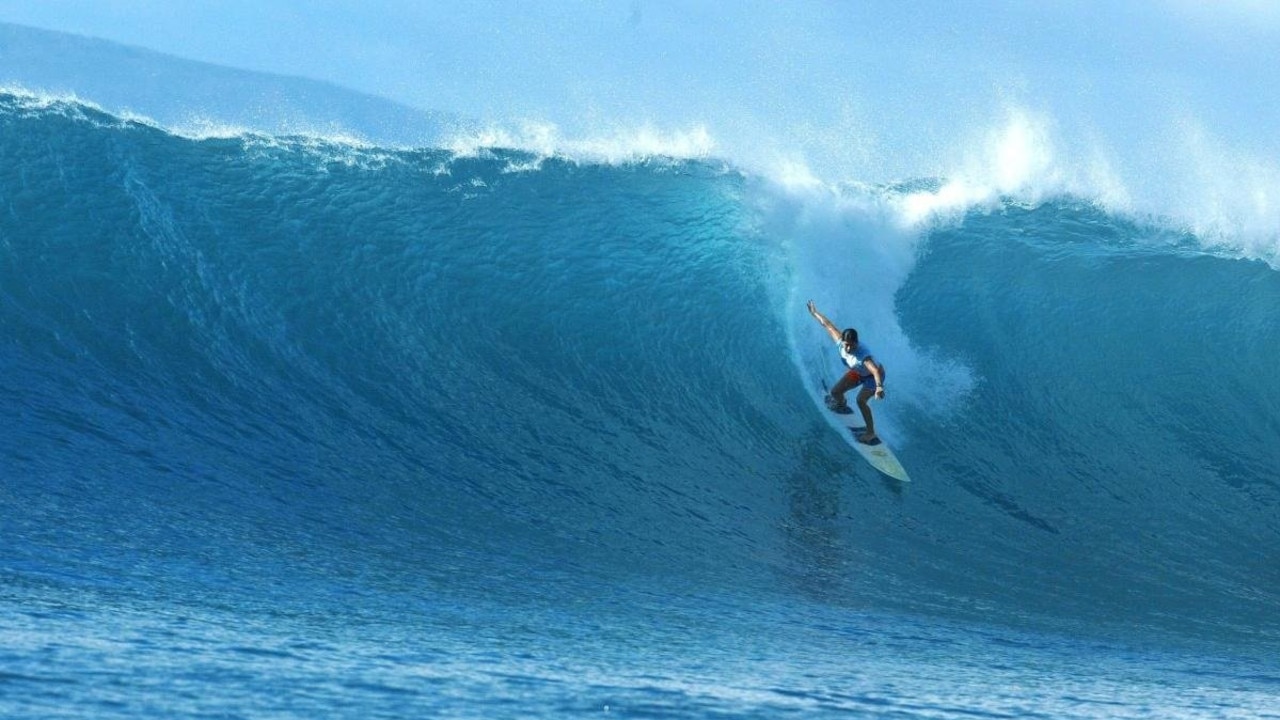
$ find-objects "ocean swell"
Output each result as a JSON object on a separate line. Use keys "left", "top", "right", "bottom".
{"left": 2, "top": 93, "right": 1278, "bottom": 644}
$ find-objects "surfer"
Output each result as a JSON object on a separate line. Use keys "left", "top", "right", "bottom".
{"left": 807, "top": 300, "right": 886, "bottom": 444}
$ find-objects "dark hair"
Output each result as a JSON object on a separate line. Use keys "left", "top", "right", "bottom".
{"left": 841, "top": 328, "right": 858, "bottom": 344}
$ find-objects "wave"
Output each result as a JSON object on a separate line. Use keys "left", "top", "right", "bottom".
{"left": 439, "top": 105, "right": 1280, "bottom": 270}
{"left": 2, "top": 92, "right": 1278, "bottom": 645}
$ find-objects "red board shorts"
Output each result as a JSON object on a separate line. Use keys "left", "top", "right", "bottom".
{"left": 841, "top": 365, "right": 884, "bottom": 392}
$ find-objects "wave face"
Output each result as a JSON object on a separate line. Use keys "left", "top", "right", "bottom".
{"left": 3, "top": 94, "right": 1279, "bottom": 680}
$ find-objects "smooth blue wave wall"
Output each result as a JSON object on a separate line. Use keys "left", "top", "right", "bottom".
{"left": 2, "top": 93, "right": 1277, "bottom": 644}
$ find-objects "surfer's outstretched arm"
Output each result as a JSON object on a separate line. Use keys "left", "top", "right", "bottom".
{"left": 806, "top": 300, "right": 842, "bottom": 343}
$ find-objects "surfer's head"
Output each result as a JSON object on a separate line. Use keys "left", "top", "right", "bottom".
{"left": 841, "top": 328, "right": 858, "bottom": 349}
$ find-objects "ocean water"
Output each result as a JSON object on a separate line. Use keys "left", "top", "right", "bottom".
{"left": 2, "top": 90, "right": 1279, "bottom": 718}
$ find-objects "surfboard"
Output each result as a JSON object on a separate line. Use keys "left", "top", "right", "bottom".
{"left": 820, "top": 381, "right": 911, "bottom": 483}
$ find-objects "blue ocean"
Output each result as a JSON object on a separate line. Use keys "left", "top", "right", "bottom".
{"left": 2, "top": 85, "right": 1278, "bottom": 718}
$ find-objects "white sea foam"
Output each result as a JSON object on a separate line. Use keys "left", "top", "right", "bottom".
{"left": 443, "top": 120, "right": 716, "bottom": 165}
{"left": 760, "top": 173, "right": 977, "bottom": 443}
{"left": 0, "top": 83, "right": 109, "bottom": 119}
{"left": 438, "top": 99, "right": 1278, "bottom": 267}
{"left": 821, "top": 105, "right": 1280, "bottom": 267}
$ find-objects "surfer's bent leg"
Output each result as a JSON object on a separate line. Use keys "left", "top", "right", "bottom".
{"left": 830, "top": 370, "right": 862, "bottom": 407}
{"left": 856, "top": 386, "right": 877, "bottom": 440}
{"left": 855, "top": 367, "right": 881, "bottom": 442}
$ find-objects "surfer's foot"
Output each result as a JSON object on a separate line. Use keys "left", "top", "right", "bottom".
{"left": 824, "top": 395, "right": 852, "bottom": 414}
{"left": 857, "top": 431, "right": 879, "bottom": 445}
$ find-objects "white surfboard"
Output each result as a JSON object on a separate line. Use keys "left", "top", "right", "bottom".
{"left": 820, "top": 380, "right": 911, "bottom": 483}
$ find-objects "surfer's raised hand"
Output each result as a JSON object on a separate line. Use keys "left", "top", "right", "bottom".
{"left": 807, "top": 301, "right": 840, "bottom": 341}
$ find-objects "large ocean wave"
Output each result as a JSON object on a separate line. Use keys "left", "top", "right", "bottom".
{"left": 2, "top": 91, "right": 1278, "bottom": 653}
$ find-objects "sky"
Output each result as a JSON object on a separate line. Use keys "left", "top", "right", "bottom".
{"left": 3, "top": 1, "right": 1275, "bottom": 122}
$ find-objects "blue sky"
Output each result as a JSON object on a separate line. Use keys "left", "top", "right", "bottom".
{"left": 3, "top": 1, "right": 1274, "bottom": 122}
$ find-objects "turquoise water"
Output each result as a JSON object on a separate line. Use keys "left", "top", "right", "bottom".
{"left": 2, "top": 93, "right": 1278, "bottom": 717}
